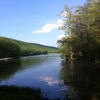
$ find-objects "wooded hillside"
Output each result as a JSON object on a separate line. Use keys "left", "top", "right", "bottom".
{"left": 0, "top": 36, "right": 58, "bottom": 58}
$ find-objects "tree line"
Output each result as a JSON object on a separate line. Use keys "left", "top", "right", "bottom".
{"left": 58, "top": 0, "right": 100, "bottom": 61}
{"left": 0, "top": 36, "right": 58, "bottom": 58}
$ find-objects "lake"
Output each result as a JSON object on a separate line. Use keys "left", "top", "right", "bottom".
{"left": 0, "top": 54, "right": 100, "bottom": 99}
{"left": 0, "top": 54, "right": 68, "bottom": 99}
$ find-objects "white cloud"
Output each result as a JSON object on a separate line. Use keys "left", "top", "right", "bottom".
{"left": 60, "top": 11, "right": 68, "bottom": 17}
{"left": 37, "top": 76, "right": 60, "bottom": 86}
{"left": 57, "top": 34, "right": 66, "bottom": 40}
{"left": 57, "top": 19, "right": 63, "bottom": 24}
{"left": 54, "top": 34, "right": 66, "bottom": 44}
{"left": 32, "top": 19, "right": 64, "bottom": 34}
{"left": 40, "top": 42, "right": 46, "bottom": 45}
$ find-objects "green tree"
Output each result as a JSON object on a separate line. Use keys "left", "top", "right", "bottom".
{"left": 58, "top": 0, "right": 100, "bottom": 61}
{"left": 0, "top": 37, "right": 20, "bottom": 58}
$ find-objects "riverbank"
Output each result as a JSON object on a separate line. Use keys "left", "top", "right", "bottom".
{"left": 0, "top": 58, "right": 13, "bottom": 61}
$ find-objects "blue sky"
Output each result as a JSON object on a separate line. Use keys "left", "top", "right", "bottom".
{"left": 0, "top": 0, "right": 86, "bottom": 47}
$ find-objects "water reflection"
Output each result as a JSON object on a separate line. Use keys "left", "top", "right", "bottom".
{"left": 1, "top": 54, "right": 100, "bottom": 99}
{"left": 0, "top": 60, "right": 21, "bottom": 80}
{"left": 61, "top": 60, "right": 100, "bottom": 100}
{"left": 0, "top": 57, "right": 45, "bottom": 81}
{"left": 37, "top": 76, "right": 60, "bottom": 86}
{"left": 0, "top": 54, "right": 66, "bottom": 99}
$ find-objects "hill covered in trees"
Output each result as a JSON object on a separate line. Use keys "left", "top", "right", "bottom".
{"left": 0, "top": 36, "right": 58, "bottom": 58}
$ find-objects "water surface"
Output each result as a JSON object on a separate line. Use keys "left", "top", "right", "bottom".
{"left": 0, "top": 54, "right": 68, "bottom": 99}
{"left": 0, "top": 54, "right": 100, "bottom": 99}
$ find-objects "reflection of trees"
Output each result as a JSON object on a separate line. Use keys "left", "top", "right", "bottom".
{"left": 60, "top": 60, "right": 71, "bottom": 84}
{"left": 60, "top": 60, "right": 100, "bottom": 100}
{"left": 0, "top": 60, "right": 21, "bottom": 81}
{"left": 60, "top": 60, "right": 79, "bottom": 99}
{"left": 72, "top": 62, "right": 100, "bottom": 100}
{"left": 18, "top": 57, "right": 46, "bottom": 71}
{"left": 0, "top": 57, "right": 47, "bottom": 81}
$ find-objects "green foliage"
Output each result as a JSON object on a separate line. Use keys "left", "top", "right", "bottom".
{"left": 58, "top": 0, "right": 100, "bottom": 61}
{"left": 57, "top": 37, "right": 70, "bottom": 58}
{"left": 0, "top": 36, "right": 58, "bottom": 58}
{"left": 0, "top": 37, "right": 20, "bottom": 58}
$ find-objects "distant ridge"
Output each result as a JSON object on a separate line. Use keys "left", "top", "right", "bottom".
{"left": 0, "top": 36, "right": 58, "bottom": 58}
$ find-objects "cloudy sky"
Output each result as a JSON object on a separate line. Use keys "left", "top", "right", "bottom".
{"left": 0, "top": 0, "right": 86, "bottom": 47}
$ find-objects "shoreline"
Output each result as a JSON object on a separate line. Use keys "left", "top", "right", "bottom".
{"left": 0, "top": 57, "right": 13, "bottom": 61}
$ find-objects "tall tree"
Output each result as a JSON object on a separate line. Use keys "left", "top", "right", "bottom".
{"left": 58, "top": 0, "right": 100, "bottom": 60}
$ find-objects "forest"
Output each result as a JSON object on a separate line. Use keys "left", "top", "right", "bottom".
{"left": 0, "top": 36, "right": 58, "bottom": 58}
{"left": 58, "top": 0, "right": 100, "bottom": 62}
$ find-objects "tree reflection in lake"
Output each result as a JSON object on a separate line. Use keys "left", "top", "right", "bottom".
{"left": 1, "top": 55, "right": 100, "bottom": 99}
{"left": 60, "top": 60, "right": 100, "bottom": 100}
{"left": 0, "top": 60, "right": 21, "bottom": 81}
{"left": 0, "top": 56, "right": 47, "bottom": 82}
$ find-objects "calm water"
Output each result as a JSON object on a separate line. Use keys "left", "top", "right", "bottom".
{"left": 0, "top": 54, "right": 68, "bottom": 99}
{"left": 0, "top": 54, "right": 100, "bottom": 99}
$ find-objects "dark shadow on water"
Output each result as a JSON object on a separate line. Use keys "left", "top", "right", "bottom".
{"left": 60, "top": 60, "right": 100, "bottom": 100}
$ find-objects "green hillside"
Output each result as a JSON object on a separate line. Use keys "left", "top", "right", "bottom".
{"left": 0, "top": 36, "right": 58, "bottom": 58}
